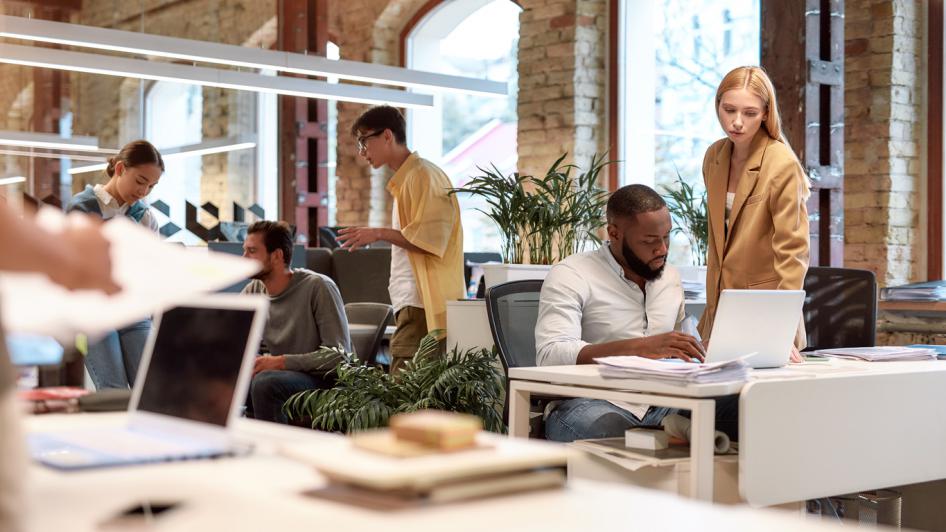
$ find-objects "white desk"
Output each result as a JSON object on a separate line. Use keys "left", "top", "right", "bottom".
{"left": 508, "top": 365, "right": 742, "bottom": 502}
{"left": 509, "top": 360, "right": 946, "bottom": 508}
{"left": 740, "top": 359, "right": 946, "bottom": 506}
{"left": 23, "top": 413, "right": 846, "bottom": 532}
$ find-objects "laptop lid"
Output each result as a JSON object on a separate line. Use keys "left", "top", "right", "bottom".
{"left": 126, "top": 294, "right": 268, "bottom": 439}
{"left": 705, "top": 289, "right": 805, "bottom": 368}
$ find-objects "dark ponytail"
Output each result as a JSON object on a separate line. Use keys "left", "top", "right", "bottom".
{"left": 105, "top": 140, "right": 165, "bottom": 178}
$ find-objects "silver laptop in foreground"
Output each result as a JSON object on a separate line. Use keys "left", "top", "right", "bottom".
{"left": 28, "top": 294, "right": 268, "bottom": 470}
{"left": 703, "top": 289, "right": 805, "bottom": 369}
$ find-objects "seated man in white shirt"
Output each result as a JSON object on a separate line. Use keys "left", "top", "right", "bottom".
{"left": 535, "top": 184, "right": 707, "bottom": 442}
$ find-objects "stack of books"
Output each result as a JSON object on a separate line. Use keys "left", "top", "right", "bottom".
{"left": 814, "top": 346, "right": 937, "bottom": 362}
{"left": 595, "top": 356, "right": 749, "bottom": 384}
{"left": 880, "top": 280, "right": 946, "bottom": 301}
{"left": 281, "top": 410, "right": 569, "bottom": 509}
{"left": 18, "top": 386, "right": 89, "bottom": 414}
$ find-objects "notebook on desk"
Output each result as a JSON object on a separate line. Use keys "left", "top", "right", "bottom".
{"left": 28, "top": 294, "right": 268, "bottom": 470}
{"left": 703, "top": 289, "right": 805, "bottom": 369}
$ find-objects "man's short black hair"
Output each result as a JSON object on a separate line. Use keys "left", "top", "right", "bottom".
{"left": 606, "top": 184, "right": 667, "bottom": 222}
{"left": 351, "top": 105, "right": 407, "bottom": 145}
{"left": 247, "top": 221, "right": 294, "bottom": 265}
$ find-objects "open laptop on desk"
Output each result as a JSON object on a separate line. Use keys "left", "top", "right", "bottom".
{"left": 702, "top": 289, "right": 805, "bottom": 369}
{"left": 28, "top": 294, "right": 268, "bottom": 470}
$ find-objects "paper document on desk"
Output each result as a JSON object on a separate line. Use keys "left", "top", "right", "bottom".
{"left": 594, "top": 356, "right": 749, "bottom": 384}
{"left": 814, "top": 346, "right": 937, "bottom": 362}
{"left": 0, "top": 208, "right": 259, "bottom": 339}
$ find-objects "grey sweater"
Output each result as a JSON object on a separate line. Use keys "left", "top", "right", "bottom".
{"left": 242, "top": 269, "right": 351, "bottom": 374}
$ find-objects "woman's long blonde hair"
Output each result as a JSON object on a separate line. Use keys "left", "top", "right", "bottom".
{"left": 715, "top": 66, "right": 788, "bottom": 143}
{"left": 716, "top": 66, "right": 809, "bottom": 191}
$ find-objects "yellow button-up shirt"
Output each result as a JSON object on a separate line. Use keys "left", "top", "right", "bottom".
{"left": 386, "top": 152, "right": 465, "bottom": 333}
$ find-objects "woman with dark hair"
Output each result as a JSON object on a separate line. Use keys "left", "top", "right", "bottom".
{"left": 66, "top": 139, "right": 165, "bottom": 389}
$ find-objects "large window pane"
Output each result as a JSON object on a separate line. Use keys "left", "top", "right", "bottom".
{"left": 620, "top": 0, "right": 760, "bottom": 264}
{"left": 407, "top": 0, "right": 520, "bottom": 254}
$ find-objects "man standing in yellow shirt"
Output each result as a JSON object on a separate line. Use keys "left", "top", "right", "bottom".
{"left": 338, "top": 105, "right": 464, "bottom": 373}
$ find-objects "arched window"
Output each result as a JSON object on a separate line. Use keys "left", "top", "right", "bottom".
{"left": 406, "top": 0, "right": 520, "bottom": 253}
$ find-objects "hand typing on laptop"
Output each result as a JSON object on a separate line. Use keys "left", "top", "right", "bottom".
{"left": 576, "top": 331, "right": 706, "bottom": 364}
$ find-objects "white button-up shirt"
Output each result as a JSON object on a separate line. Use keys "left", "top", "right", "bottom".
{"left": 92, "top": 184, "right": 159, "bottom": 233}
{"left": 535, "top": 244, "right": 685, "bottom": 367}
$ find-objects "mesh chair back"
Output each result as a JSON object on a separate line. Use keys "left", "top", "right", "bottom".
{"left": 803, "top": 267, "right": 877, "bottom": 350}
{"left": 486, "top": 280, "right": 544, "bottom": 371}
{"left": 345, "top": 302, "right": 394, "bottom": 366}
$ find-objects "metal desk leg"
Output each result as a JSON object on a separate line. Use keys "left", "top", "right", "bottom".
{"left": 507, "top": 382, "right": 531, "bottom": 438}
{"left": 688, "top": 399, "right": 716, "bottom": 501}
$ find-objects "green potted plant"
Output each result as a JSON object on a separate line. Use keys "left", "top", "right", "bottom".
{"left": 661, "top": 173, "right": 708, "bottom": 267}
{"left": 282, "top": 332, "right": 505, "bottom": 433}
{"left": 453, "top": 153, "right": 611, "bottom": 288}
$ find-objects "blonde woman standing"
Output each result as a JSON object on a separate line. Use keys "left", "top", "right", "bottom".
{"left": 697, "top": 66, "right": 810, "bottom": 361}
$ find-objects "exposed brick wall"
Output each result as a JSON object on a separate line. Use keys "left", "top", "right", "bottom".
{"left": 844, "top": 0, "right": 923, "bottom": 288}
{"left": 334, "top": 1, "right": 384, "bottom": 227}
{"left": 333, "top": 0, "right": 433, "bottom": 228}
{"left": 516, "top": 0, "right": 607, "bottom": 179}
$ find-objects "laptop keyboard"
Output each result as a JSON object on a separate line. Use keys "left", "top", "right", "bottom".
{"left": 29, "top": 427, "right": 227, "bottom": 469}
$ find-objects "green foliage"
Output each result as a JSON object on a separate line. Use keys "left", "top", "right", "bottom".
{"left": 282, "top": 332, "right": 505, "bottom": 434}
{"left": 661, "top": 172, "right": 708, "bottom": 266}
{"left": 452, "top": 153, "right": 612, "bottom": 264}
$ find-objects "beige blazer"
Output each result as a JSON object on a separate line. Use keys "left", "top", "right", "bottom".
{"left": 697, "top": 131, "right": 811, "bottom": 349}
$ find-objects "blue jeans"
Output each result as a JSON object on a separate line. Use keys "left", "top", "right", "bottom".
{"left": 84, "top": 319, "right": 151, "bottom": 390}
{"left": 247, "top": 370, "right": 334, "bottom": 425}
{"left": 545, "top": 399, "right": 674, "bottom": 442}
{"left": 545, "top": 396, "right": 742, "bottom": 443}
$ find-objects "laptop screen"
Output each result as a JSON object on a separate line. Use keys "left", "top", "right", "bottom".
{"left": 136, "top": 306, "right": 255, "bottom": 426}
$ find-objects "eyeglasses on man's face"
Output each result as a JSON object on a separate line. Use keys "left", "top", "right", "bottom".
{"left": 356, "top": 130, "right": 384, "bottom": 152}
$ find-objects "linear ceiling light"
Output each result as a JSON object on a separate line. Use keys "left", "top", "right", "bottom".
{"left": 0, "top": 148, "right": 104, "bottom": 162}
{"left": 0, "top": 176, "right": 26, "bottom": 186}
{"left": 68, "top": 137, "right": 257, "bottom": 175}
{"left": 0, "top": 43, "right": 433, "bottom": 108}
{"left": 0, "top": 15, "right": 507, "bottom": 97}
{"left": 0, "top": 130, "right": 100, "bottom": 152}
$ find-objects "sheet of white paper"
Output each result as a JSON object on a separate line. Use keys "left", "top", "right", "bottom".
{"left": 0, "top": 208, "right": 260, "bottom": 339}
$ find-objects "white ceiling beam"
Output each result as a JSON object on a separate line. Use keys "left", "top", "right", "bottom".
{"left": 0, "top": 130, "right": 99, "bottom": 151}
{"left": 0, "top": 43, "right": 433, "bottom": 108}
{"left": 0, "top": 15, "right": 508, "bottom": 96}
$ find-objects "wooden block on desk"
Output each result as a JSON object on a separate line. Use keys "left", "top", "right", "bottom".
{"left": 390, "top": 410, "right": 481, "bottom": 451}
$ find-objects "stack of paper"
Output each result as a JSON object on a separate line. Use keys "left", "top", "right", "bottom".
{"left": 595, "top": 356, "right": 749, "bottom": 384}
{"left": 815, "top": 346, "right": 937, "bottom": 362}
{"left": 0, "top": 208, "right": 260, "bottom": 340}
{"left": 880, "top": 281, "right": 946, "bottom": 301}
{"left": 682, "top": 280, "right": 706, "bottom": 301}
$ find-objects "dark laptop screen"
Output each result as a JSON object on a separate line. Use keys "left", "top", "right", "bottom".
{"left": 136, "top": 306, "right": 255, "bottom": 426}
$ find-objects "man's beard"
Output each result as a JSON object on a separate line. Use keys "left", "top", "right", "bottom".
{"left": 250, "top": 263, "right": 271, "bottom": 281}
{"left": 621, "top": 239, "right": 666, "bottom": 281}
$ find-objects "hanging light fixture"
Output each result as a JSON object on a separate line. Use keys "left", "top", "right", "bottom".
{"left": 0, "top": 43, "right": 435, "bottom": 108}
{"left": 0, "top": 15, "right": 508, "bottom": 97}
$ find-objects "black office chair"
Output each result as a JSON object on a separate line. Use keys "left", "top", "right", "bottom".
{"left": 802, "top": 267, "right": 878, "bottom": 350}
{"left": 485, "top": 280, "right": 546, "bottom": 432}
{"left": 345, "top": 302, "right": 394, "bottom": 367}
{"left": 317, "top": 226, "right": 343, "bottom": 249}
